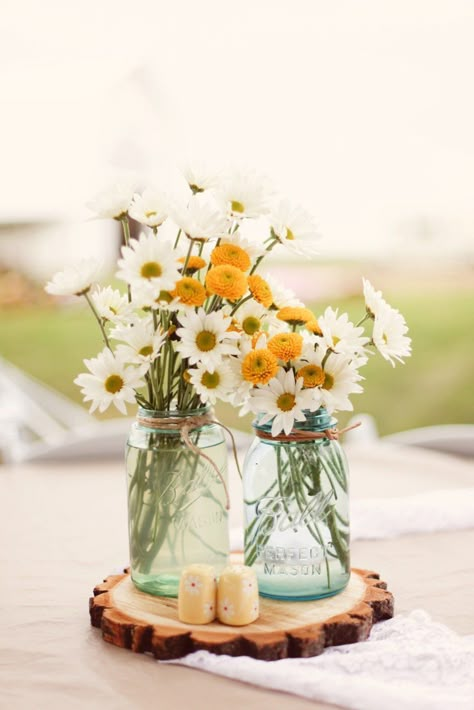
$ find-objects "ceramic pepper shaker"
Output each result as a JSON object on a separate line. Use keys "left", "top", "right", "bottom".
{"left": 217, "top": 564, "right": 259, "bottom": 626}
{"left": 178, "top": 564, "right": 217, "bottom": 624}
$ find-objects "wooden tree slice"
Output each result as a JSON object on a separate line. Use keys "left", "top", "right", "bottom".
{"left": 90, "top": 567, "right": 393, "bottom": 661}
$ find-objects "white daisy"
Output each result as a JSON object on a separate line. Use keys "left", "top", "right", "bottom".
{"left": 230, "top": 300, "right": 276, "bottom": 336}
{"left": 130, "top": 282, "right": 180, "bottom": 312}
{"left": 182, "top": 162, "right": 221, "bottom": 193}
{"left": 218, "top": 598, "right": 235, "bottom": 620}
{"left": 175, "top": 308, "right": 239, "bottom": 373}
{"left": 116, "top": 233, "right": 181, "bottom": 290}
{"left": 372, "top": 306, "right": 412, "bottom": 367}
{"left": 314, "top": 351, "right": 364, "bottom": 413}
{"left": 45, "top": 259, "right": 100, "bottom": 297}
{"left": 129, "top": 187, "right": 169, "bottom": 228}
{"left": 362, "top": 278, "right": 389, "bottom": 319}
{"left": 171, "top": 192, "right": 228, "bottom": 241}
{"left": 188, "top": 362, "right": 237, "bottom": 404}
{"left": 74, "top": 348, "right": 146, "bottom": 414}
{"left": 86, "top": 180, "right": 137, "bottom": 219}
{"left": 111, "top": 318, "right": 166, "bottom": 365}
{"left": 262, "top": 272, "right": 305, "bottom": 309}
{"left": 216, "top": 171, "right": 271, "bottom": 219}
{"left": 91, "top": 286, "right": 133, "bottom": 324}
{"left": 318, "top": 307, "right": 370, "bottom": 359}
{"left": 270, "top": 199, "right": 320, "bottom": 257}
{"left": 183, "top": 575, "right": 202, "bottom": 595}
{"left": 249, "top": 367, "right": 316, "bottom": 437}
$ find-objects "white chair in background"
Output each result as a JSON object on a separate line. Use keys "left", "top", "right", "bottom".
{"left": 0, "top": 356, "right": 131, "bottom": 463}
{"left": 345, "top": 412, "right": 474, "bottom": 459}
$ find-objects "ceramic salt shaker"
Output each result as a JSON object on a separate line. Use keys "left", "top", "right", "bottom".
{"left": 217, "top": 564, "right": 259, "bottom": 626}
{"left": 178, "top": 564, "right": 217, "bottom": 624}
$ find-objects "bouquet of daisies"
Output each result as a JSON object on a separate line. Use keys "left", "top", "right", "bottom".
{"left": 45, "top": 168, "right": 411, "bottom": 587}
{"left": 45, "top": 168, "right": 411, "bottom": 429}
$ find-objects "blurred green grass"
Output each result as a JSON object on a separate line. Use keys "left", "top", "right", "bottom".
{"left": 1, "top": 287, "right": 472, "bottom": 435}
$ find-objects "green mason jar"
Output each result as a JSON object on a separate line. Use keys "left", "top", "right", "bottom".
{"left": 243, "top": 408, "right": 350, "bottom": 601}
{"left": 126, "top": 406, "right": 230, "bottom": 597}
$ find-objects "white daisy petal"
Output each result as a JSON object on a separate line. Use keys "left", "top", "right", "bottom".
{"left": 116, "top": 232, "right": 181, "bottom": 290}
{"left": 86, "top": 180, "right": 137, "bottom": 219}
{"left": 45, "top": 259, "right": 100, "bottom": 297}
{"left": 270, "top": 199, "right": 320, "bottom": 257}
{"left": 74, "top": 348, "right": 146, "bottom": 414}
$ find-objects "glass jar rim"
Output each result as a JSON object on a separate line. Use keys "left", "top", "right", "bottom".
{"left": 137, "top": 404, "right": 211, "bottom": 419}
{"left": 252, "top": 407, "right": 337, "bottom": 435}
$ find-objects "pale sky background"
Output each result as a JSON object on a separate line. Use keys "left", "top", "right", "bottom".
{"left": 1, "top": 0, "right": 474, "bottom": 270}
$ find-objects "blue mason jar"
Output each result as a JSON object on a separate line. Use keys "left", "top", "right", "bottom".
{"left": 243, "top": 408, "right": 350, "bottom": 600}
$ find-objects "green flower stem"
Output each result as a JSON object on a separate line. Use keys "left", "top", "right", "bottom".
{"left": 230, "top": 293, "right": 252, "bottom": 316}
{"left": 286, "top": 446, "right": 331, "bottom": 587}
{"left": 181, "top": 237, "right": 197, "bottom": 273}
{"left": 121, "top": 217, "right": 131, "bottom": 246}
{"left": 249, "top": 237, "right": 278, "bottom": 275}
{"left": 174, "top": 228, "right": 182, "bottom": 249}
{"left": 120, "top": 218, "right": 132, "bottom": 302}
{"left": 83, "top": 292, "right": 111, "bottom": 349}
{"left": 356, "top": 311, "right": 372, "bottom": 328}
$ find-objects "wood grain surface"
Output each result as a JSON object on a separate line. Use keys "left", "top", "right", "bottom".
{"left": 90, "top": 567, "right": 393, "bottom": 660}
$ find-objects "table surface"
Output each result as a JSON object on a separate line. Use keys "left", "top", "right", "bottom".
{"left": 1, "top": 442, "right": 473, "bottom": 710}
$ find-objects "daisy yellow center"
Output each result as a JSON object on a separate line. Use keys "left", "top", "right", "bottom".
{"left": 332, "top": 336, "right": 340, "bottom": 346}
{"left": 276, "top": 392, "right": 296, "bottom": 412}
{"left": 241, "top": 349, "right": 278, "bottom": 385}
{"left": 277, "top": 306, "right": 314, "bottom": 326}
{"left": 267, "top": 332, "right": 303, "bottom": 362}
{"left": 141, "top": 261, "right": 163, "bottom": 279}
{"left": 173, "top": 277, "right": 206, "bottom": 306}
{"left": 144, "top": 210, "right": 157, "bottom": 218}
{"left": 210, "top": 244, "right": 251, "bottom": 271}
{"left": 382, "top": 332, "right": 389, "bottom": 344}
{"left": 205, "top": 265, "right": 248, "bottom": 302}
{"left": 109, "top": 306, "right": 118, "bottom": 315}
{"left": 196, "top": 330, "right": 217, "bottom": 352}
{"left": 286, "top": 227, "right": 295, "bottom": 241}
{"left": 248, "top": 274, "right": 273, "bottom": 308}
{"left": 231, "top": 199, "right": 245, "bottom": 213}
{"left": 323, "top": 372, "right": 334, "bottom": 390}
{"left": 104, "top": 374, "right": 124, "bottom": 394}
{"left": 139, "top": 345, "right": 153, "bottom": 357}
{"left": 201, "top": 371, "right": 220, "bottom": 389}
{"left": 297, "top": 364, "right": 325, "bottom": 388}
{"left": 242, "top": 315, "right": 261, "bottom": 335}
{"left": 189, "top": 184, "right": 204, "bottom": 194}
{"left": 157, "top": 290, "right": 173, "bottom": 304}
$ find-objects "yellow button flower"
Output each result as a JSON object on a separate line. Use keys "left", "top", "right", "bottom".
{"left": 241, "top": 348, "right": 278, "bottom": 385}
{"left": 277, "top": 306, "right": 314, "bottom": 327}
{"left": 210, "top": 243, "right": 251, "bottom": 272}
{"left": 247, "top": 274, "right": 273, "bottom": 308}
{"left": 267, "top": 332, "right": 303, "bottom": 362}
{"left": 205, "top": 265, "right": 248, "bottom": 302}
{"left": 172, "top": 277, "right": 206, "bottom": 306}
{"left": 296, "top": 363, "right": 325, "bottom": 388}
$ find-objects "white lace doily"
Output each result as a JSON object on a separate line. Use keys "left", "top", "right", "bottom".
{"left": 171, "top": 611, "right": 474, "bottom": 710}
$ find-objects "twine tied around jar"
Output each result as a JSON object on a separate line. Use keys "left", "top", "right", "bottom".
{"left": 255, "top": 421, "right": 361, "bottom": 443}
{"left": 136, "top": 412, "right": 242, "bottom": 510}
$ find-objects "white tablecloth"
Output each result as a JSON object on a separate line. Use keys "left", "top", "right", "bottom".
{"left": 1, "top": 443, "right": 473, "bottom": 710}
